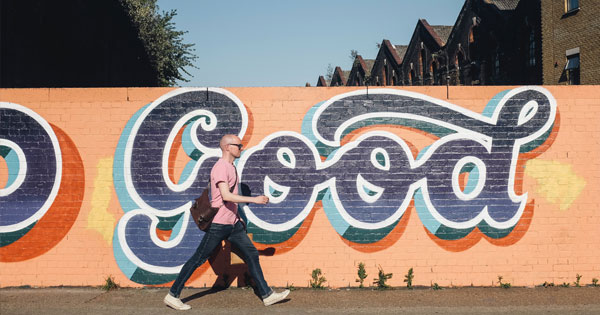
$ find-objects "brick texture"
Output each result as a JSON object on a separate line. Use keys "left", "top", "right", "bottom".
{"left": 541, "top": 0, "right": 600, "bottom": 84}
{"left": 1, "top": 86, "right": 599, "bottom": 289}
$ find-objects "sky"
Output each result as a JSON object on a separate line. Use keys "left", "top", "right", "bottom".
{"left": 156, "top": 0, "right": 466, "bottom": 87}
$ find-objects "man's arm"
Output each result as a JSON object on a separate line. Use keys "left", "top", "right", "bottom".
{"left": 217, "top": 182, "right": 269, "bottom": 204}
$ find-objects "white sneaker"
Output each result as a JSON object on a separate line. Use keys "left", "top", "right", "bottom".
{"left": 164, "top": 293, "right": 191, "bottom": 310}
{"left": 263, "top": 289, "right": 290, "bottom": 306}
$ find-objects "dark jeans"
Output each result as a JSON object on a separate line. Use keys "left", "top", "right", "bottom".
{"left": 169, "top": 221, "right": 273, "bottom": 299}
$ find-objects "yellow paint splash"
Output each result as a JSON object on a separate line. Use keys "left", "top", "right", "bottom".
{"left": 87, "top": 157, "right": 116, "bottom": 243}
{"left": 525, "top": 159, "right": 586, "bottom": 211}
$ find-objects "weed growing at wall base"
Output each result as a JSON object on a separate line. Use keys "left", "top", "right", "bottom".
{"left": 574, "top": 274, "right": 582, "bottom": 287}
{"left": 310, "top": 269, "right": 327, "bottom": 289}
{"left": 592, "top": 278, "right": 598, "bottom": 287}
{"left": 404, "top": 268, "right": 414, "bottom": 290}
{"left": 497, "top": 276, "right": 511, "bottom": 289}
{"left": 101, "top": 275, "right": 119, "bottom": 291}
{"left": 286, "top": 282, "right": 296, "bottom": 291}
{"left": 374, "top": 266, "right": 393, "bottom": 290}
{"left": 356, "top": 262, "right": 368, "bottom": 288}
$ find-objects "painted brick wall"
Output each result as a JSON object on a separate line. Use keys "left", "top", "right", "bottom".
{"left": 1, "top": 86, "right": 599, "bottom": 288}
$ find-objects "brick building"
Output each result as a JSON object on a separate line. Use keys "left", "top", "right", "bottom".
{"left": 316, "top": 76, "right": 329, "bottom": 87}
{"left": 316, "top": 0, "right": 596, "bottom": 87}
{"left": 346, "top": 55, "right": 375, "bottom": 86}
{"left": 400, "top": 19, "right": 452, "bottom": 86}
{"left": 329, "top": 66, "right": 350, "bottom": 87}
{"left": 456, "top": 0, "right": 543, "bottom": 85}
{"left": 541, "top": 0, "right": 600, "bottom": 85}
{"left": 370, "top": 40, "right": 406, "bottom": 86}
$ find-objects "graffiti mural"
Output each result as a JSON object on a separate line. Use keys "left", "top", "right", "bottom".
{"left": 0, "top": 103, "right": 84, "bottom": 262}
{"left": 112, "top": 86, "right": 557, "bottom": 284}
{"left": 112, "top": 88, "right": 248, "bottom": 284}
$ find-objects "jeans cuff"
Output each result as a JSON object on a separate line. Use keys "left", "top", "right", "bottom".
{"left": 168, "top": 290, "right": 179, "bottom": 299}
{"left": 261, "top": 288, "right": 274, "bottom": 299}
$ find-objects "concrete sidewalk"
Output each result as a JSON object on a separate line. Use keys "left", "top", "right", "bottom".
{"left": 1, "top": 286, "right": 599, "bottom": 314}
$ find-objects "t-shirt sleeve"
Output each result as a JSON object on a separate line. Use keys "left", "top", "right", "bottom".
{"left": 211, "top": 162, "right": 229, "bottom": 187}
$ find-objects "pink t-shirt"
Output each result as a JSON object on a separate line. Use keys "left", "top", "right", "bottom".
{"left": 210, "top": 158, "right": 239, "bottom": 225}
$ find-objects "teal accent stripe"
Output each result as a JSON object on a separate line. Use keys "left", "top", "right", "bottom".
{"left": 130, "top": 267, "right": 177, "bottom": 285}
{"left": 482, "top": 90, "right": 510, "bottom": 118}
{"left": 3, "top": 148, "right": 19, "bottom": 188}
{"left": 321, "top": 188, "right": 350, "bottom": 236}
{"left": 0, "top": 221, "right": 36, "bottom": 247}
{"left": 112, "top": 222, "right": 137, "bottom": 279}
{"left": 246, "top": 220, "right": 301, "bottom": 244}
{"left": 113, "top": 103, "right": 151, "bottom": 213}
{"left": 414, "top": 188, "right": 441, "bottom": 235}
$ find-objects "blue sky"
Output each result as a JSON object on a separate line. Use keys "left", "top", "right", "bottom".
{"left": 156, "top": 0, "right": 465, "bottom": 87}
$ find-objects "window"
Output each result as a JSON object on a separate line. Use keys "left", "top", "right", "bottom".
{"left": 565, "top": 50, "right": 580, "bottom": 85}
{"left": 566, "top": 0, "right": 579, "bottom": 12}
{"left": 528, "top": 29, "right": 536, "bottom": 67}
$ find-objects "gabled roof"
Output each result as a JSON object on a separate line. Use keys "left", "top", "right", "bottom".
{"left": 394, "top": 45, "right": 408, "bottom": 63}
{"left": 381, "top": 39, "right": 403, "bottom": 65}
{"left": 317, "top": 76, "right": 329, "bottom": 87}
{"left": 353, "top": 55, "right": 371, "bottom": 74}
{"left": 484, "top": 0, "right": 520, "bottom": 10}
{"left": 343, "top": 70, "right": 351, "bottom": 80}
{"left": 347, "top": 55, "right": 376, "bottom": 85}
{"left": 444, "top": 0, "right": 472, "bottom": 48}
{"left": 330, "top": 66, "right": 348, "bottom": 86}
{"left": 431, "top": 25, "right": 453, "bottom": 46}
{"left": 420, "top": 19, "right": 453, "bottom": 47}
{"left": 364, "top": 59, "right": 375, "bottom": 74}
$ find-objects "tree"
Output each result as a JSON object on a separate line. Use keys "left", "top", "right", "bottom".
{"left": 325, "top": 63, "right": 334, "bottom": 81}
{"left": 120, "top": 0, "right": 197, "bottom": 86}
{"left": 349, "top": 49, "right": 359, "bottom": 61}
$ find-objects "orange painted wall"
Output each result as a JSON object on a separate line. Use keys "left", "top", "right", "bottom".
{"left": 0, "top": 86, "right": 599, "bottom": 288}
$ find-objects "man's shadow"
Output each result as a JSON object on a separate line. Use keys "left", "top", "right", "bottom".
{"left": 183, "top": 183, "right": 286, "bottom": 303}
{"left": 182, "top": 240, "right": 276, "bottom": 302}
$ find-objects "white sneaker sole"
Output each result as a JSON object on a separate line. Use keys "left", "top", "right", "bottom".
{"left": 164, "top": 296, "right": 191, "bottom": 310}
{"left": 263, "top": 290, "right": 290, "bottom": 306}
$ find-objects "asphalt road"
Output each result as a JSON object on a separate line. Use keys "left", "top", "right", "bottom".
{"left": 1, "top": 286, "right": 599, "bottom": 314}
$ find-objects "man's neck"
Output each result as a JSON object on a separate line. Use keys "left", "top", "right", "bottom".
{"left": 221, "top": 153, "right": 235, "bottom": 164}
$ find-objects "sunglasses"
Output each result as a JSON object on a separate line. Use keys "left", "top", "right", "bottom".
{"left": 228, "top": 143, "right": 243, "bottom": 150}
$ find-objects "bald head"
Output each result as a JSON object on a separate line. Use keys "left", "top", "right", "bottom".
{"left": 219, "top": 134, "right": 238, "bottom": 150}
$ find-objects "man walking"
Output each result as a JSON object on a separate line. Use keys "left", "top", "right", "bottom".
{"left": 164, "top": 134, "right": 290, "bottom": 310}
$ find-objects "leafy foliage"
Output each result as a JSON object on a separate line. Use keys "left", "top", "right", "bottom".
{"left": 101, "top": 275, "right": 119, "bottom": 291}
{"left": 497, "top": 276, "right": 511, "bottom": 289}
{"left": 325, "top": 63, "right": 334, "bottom": 81}
{"left": 574, "top": 274, "right": 582, "bottom": 287}
{"left": 120, "top": 0, "right": 197, "bottom": 86}
{"left": 356, "top": 262, "right": 368, "bottom": 288}
{"left": 310, "top": 268, "right": 327, "bottom": 289}
{"left": 373, "top": 266, "right": 393, "bottom": 290}
{"left": 404, "top": 268, "right": 414, "bottom": 289}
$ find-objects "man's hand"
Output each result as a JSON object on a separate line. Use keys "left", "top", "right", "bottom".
{"left": 253, "top": 195, "right": 269, "bottom": 204}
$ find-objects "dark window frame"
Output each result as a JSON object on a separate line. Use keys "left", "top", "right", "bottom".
{"left": 566, "top": 52, "right": 580, "bottom": 85}
{"left": 566, "top": 0, "right": 579, "bottom": 13}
